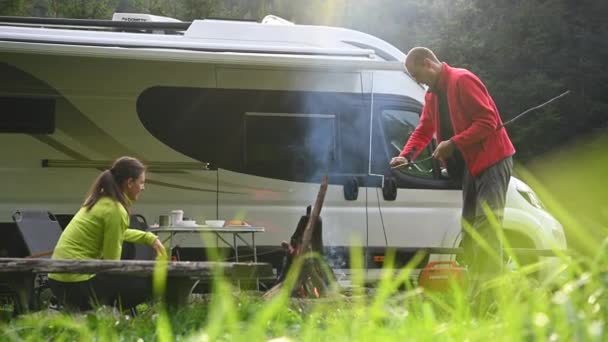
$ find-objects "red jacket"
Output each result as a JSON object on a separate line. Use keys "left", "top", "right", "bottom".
{"left": 400, "top": 63, "right": 515, "bottom": 177}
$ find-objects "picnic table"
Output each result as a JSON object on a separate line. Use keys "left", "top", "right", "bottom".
{"left": 0, "top": 257, "right": 273, "bottom": 314}
{"left": 149, "top": 225, "right": 265, "bottom": 263}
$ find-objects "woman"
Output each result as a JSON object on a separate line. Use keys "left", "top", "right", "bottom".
{"left": 48, "top": 156, "right": 165, "bottom": 311}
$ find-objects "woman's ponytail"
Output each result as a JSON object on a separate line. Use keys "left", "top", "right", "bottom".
{"left": 82, "top": 157, "right": 145, "bottom": 210}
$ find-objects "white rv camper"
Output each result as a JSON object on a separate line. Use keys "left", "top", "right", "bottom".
{"left": 0, "top": 13, "right": 566, "bottom": 275}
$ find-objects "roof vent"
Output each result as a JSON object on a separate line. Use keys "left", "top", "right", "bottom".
{"left": 112, "top": 13, "right": 182, "bottom": 23}
{"left": 261, "top": 15, "right": 294, "bottom": 25}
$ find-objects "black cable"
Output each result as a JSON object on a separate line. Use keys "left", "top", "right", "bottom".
{"left": 375, "top": 187, "right": 389, "bottom": 246}
{"left": 221, "top": 247, "right": 285, "bottom": 261}
{"left": 216, "top": 168, "right": 219, "bottom": 220}
{"left": 391, "top": 155, "right": 433, "bottom": 170}
{"left": 497, "top": 90, "right": 570, "bottom": 130}
{"left": 451, "top": 230, "right": 463, "bottom": 264}
{"left": 452, "top": 230, "right": 463, "bottom": 250}
{"left": 365, "top": 185, "right": 369, "bottom": 270}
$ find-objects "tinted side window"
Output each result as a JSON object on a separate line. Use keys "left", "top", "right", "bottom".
{"left": 0, "top": 97, "right": 55, "bottom": 134}
{"left": 137, "top": 87, "right": 368, "bottom": 183}
{"left": 381, "top": 109, "right": 433, "bottom": 178}
{"left": 244, "top": 113, "right": 337, "bottom": 181}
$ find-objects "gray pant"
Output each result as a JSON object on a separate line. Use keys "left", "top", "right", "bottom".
{"left": 460, "top": 156, "right": 513, "bottom": 281}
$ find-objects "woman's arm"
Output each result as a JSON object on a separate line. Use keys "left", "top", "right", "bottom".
{"left": 125, "top": 229, "right": 166, "bottom": 257}
{"left": 101, "top": 205, "right": 129, "bottom": 260}
{"left": 124, "top": 228, "right": 157, "bottom": 245}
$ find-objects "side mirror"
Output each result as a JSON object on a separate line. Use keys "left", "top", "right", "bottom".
{"left": 382, "top": 177, "right": 397, "bottom": 201}
{"left": 343, "top": 177, "right": 359, "bottom": 201}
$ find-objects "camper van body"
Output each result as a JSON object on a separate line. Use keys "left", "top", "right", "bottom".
{"left": 0, "top": 14, "right": 566, "bottom": 273}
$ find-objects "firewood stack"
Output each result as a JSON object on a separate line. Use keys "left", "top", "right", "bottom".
{"left": 264, "top": 175, "right": 337, "bottom": 299}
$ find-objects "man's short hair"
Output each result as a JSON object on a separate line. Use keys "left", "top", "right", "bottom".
{"left": 406, "top": 47, "right": 440, "bottom": 67}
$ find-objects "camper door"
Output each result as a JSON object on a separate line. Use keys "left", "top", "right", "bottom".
{"left": 368, "top": 85, "right": 462, "bottom": 253}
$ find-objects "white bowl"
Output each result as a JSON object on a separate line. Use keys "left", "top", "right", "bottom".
{"left": 205, "top": 220, "right": 225, "bottom": 228}
{"left": 176, "top": 220, "right": 197, "bottom": 227}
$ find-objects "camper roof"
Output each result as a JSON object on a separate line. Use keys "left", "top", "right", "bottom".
{"left": 0, "top": 13, "right": 404, "bottom": 61}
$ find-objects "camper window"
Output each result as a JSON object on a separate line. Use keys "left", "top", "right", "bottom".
{"left": 381, "top": 109, "right": 433, "bottom": 178}
{"left": 137, "top": 87, "right": 367, "bottom": 184}
{"left": 244, "top": 112, "right": 337, "bottom": 182}
{"left": 0, "top": 97, "right": 55, "bottom": 134}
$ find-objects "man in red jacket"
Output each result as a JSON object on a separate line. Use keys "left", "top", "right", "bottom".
{"left": 390, "top": 47, "right": 515, "bottom": 289}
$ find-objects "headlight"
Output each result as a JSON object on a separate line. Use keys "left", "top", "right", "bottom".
{"left": 517, "top": 189, "right": 544, "bottom": 210}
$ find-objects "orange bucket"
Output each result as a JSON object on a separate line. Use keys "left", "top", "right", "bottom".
{"left": 418, "top": 261, "right": 467, "bottom": 291}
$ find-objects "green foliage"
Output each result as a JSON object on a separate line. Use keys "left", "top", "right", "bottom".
{"left": 521, "top": 132, "right": 608, "bottom": 255}
{"left": 44, "top": 0, "right": 118, "bottom": 18}
{"left": 427, "top": 0, "right": 608, "bottom": 161}
{"left": 0, "top": 0, "right": 30, "bottom": 16}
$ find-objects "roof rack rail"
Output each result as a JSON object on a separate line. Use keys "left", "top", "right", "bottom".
{"left": 204, "top": 16, "right": 257, "bottom": 22}
{"left": 0, "top": 16, "right": 191, "bottom": 31}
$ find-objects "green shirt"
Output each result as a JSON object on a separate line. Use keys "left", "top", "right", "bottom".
{"left": 49, "top": 196, "right": 157, "bottom": 282}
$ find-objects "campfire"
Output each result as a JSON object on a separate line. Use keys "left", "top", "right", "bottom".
{"left": 264, "top": 176, "right": 338, "bottom": 299}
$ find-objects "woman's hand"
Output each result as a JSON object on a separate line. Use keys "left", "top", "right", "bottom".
{"left": 151, "top": 238, "right": 167, "bottom": 258}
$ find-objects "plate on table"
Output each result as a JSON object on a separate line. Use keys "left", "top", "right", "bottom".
{"left": 225, "top": 220, "right": 251, "bottom": 227}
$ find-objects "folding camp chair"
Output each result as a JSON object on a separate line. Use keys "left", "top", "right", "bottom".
{"left": 9, "top": 209, "right": 64, "bottom": 313}
{"left": 121, "top": 214, "right": 155, "bottom": 261}
{"left": 12, "top": 210, "right": 63, "bottom": 259}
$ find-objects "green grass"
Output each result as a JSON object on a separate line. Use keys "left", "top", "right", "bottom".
{"left": 1, "top": 134, "right": 606, "bottom": 341}
{"left": 2, "top": 252, "right": 606, "bottom": 341}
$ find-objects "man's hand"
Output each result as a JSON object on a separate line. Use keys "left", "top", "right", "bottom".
{"left": 432, "top": 140, "right": 456, "bottom": 160}
{"left": 390, "top": 156, "right": 410, "bottom": 169}
{"left": 151, "top": 238, "right": 167, "bottom": 258}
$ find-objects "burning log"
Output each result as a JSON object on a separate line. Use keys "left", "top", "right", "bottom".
{"left": 264, "top": 175, "right": 337, "bottom": 299}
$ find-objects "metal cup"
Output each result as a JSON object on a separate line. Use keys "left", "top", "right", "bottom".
{"left": 159, "top": 215, "right": 169, "bottom": 227}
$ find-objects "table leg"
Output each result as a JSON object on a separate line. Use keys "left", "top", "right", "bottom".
{"left": 234, "top": 234, "right": 240, "bottom": 289}
{"left": 252, "top": 232, "right": 257, "bottom": 263}
{"left": 233, "top": 234, "right": 238, "bottom": 262}
{"left": 169, "top": 232, "right": 175, "bottom": 260}
{"left": 213, "top": 233, "right": 233, "bottom": 260}
{"left": 252, "top": 232, "right": 259, "bottom": 290}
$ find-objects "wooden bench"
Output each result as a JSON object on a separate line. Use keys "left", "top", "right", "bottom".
{"left": 0, "top": 257, "right": 274, "bottom": 314}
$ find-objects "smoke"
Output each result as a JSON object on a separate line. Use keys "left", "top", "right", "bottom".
{"left": 324, "top": 247, "right": 348, "bottom": 269}
{"left": 293, "top": 90, "right": 371, "bottom": 268}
